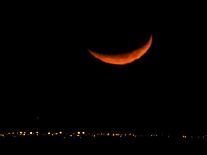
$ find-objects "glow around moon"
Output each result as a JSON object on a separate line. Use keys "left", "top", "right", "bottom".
{"left": 88, "top": 35, "right": 153, "bottom": 65}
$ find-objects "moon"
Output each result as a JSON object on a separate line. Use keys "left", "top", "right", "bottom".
{"left": 88, "top": 35, "right": 153, "bottom": 65}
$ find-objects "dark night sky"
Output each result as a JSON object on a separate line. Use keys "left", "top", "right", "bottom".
{"left": 1, "top": 2, "right": 206, "bottom": 131}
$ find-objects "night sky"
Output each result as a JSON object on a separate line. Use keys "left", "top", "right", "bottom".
{"left": 1, "top": 2, "right": 206, "bottom": 132}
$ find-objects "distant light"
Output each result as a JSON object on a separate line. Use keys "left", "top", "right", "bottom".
{"left": 107, "top": 133, "right": 110, "bottom": 136}
{"left": 82, "top": 132, "right": 85, "bottom": 135}
{"left": 59, "top": 131, "right": 63, "bottom": 134}
{"left": 30, "top": 132, "right": 33, "bottom": 135}
{"left": 77, "top": 131, "right": 81, "bottom": 135}
{"left": 48, "top": 132, "right": 51, "bottom": 135}
{"left": 182, "top": 135, "right": 187, "bottom": 139}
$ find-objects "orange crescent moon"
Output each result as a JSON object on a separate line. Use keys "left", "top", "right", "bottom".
{"left": 88, "top": 35, "right": 153, "bottom": 65}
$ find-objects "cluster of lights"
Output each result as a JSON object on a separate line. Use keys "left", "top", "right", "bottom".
{"left": 0, "top": 131, "right": 40, "bottom": 137}
{"left": 48, "top": 131, "right": 63, "bottom": 136}
{"left": 181, "top": 134, "right": 207, "bottom": 140}
{"left": 0, "top": 130, "right": 137, "bottom": 138}
{"left": 0, "top": 130, "right": 207, "bottom": 142}
{"left": 182, "top": 135, "right": 187, "bottom": 139}
{"left": 70, "top": 131, "right": 138, "bottom": 138}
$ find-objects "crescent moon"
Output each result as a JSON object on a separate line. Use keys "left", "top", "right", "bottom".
{"left": 88, "top": 35, "right": 153, "bottom": 65}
